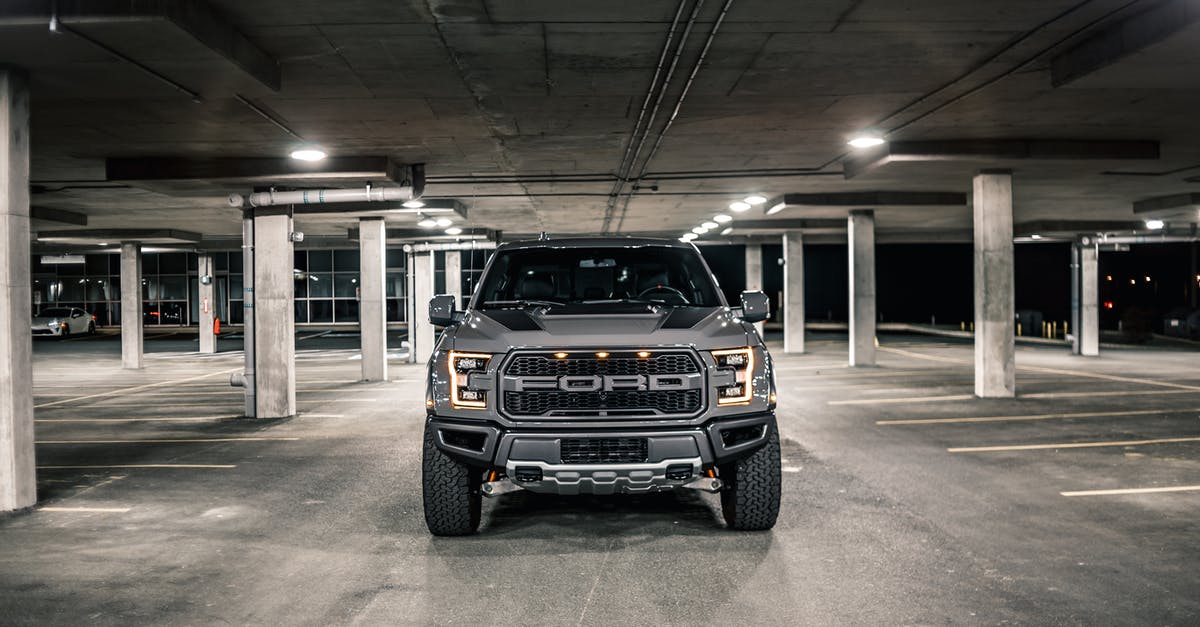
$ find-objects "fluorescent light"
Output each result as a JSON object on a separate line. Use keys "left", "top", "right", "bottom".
{"left": 766, "top": 202, "right": 785, "bottom": 215}
{"left": 1145, "top": 219, "right": 1165, "bottom": 230}
{"left": 713, "top": 214, "right": 732, "bottom": 223}
{"left": 720, "top": 227, "right": 733, "bottom": 235}
{"left": 417, "top": 217, "right": 438, "bottom": 228}
{"left": 692, "top": 226, "right": 708, "bottom": 234}
{"left": 702, "top": 221, "right": 718, "bottom": 229}
{"left": 435, "top": 218, "right": 452, "bottom": 227}
{"left": 681, "top": 233, "right": 698, "bottom": 241}
{"left": 1030, "top": 234, "right": 1042, "bottom": 240}
{"left": 445, "top": 227, "right": 463, "bottom": 235}
{"left": 729, "top": 201, "right": 751, "bottom": 212}
{"left": 744, "top": 195, "right": 767, "bottom": 205}
{"left": 289, "top": 148, "right": 326, "bottom": 161}
{"left": 847, "top": 135, "right": 885, "bottom": 149}
{"left": 402, "top": 200, "right": 425, "bottom": 209}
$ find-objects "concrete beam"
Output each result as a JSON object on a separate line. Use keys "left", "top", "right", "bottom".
{"left": 0, "top": 68, "right": 35, "bottom": 512}
{"left": 198, "top": 253, "right": 215, "bottom": 354}
{"left": 1015, "top": 220, "right": 1146, "bottom": 237}
{"left": 1051, "top": 0, "right": 1200, "bottom": 87}
{"left": 119, "top": 242, "right": 142, "bottom": 369}
{"left": 973, "top": 171, "right": 1015, "bottom": 398}
{"left": 30, "top": 206, "right": 87, "bottom": 225}
{"left": 843, "top": 140, "right": 1160, "bottom": 179}
{"left": 293, "top": 199, "right": 467, "bottom": 220}
{"left": 36, "top": 229, "right": 201, "bottom": 245}
{"left": 106, "top": 157, "right": 411, "bottom": 185}
{"left": 765, "top": 191, "right": 966, "bottom": 214}
{"left": 1133, "top": 192, "right": 1200, "bottom": 222}
{"left": 848, "top": 210, "right": 876, "bottom": 367}
{"left": 783, "top": 232, "right": 805, "bottom": 354}
{"left": 359, "top": 218, "right": 387, "bottom": 382}
{"left": 346, "top": 227, "right": 496, "bottom": 242}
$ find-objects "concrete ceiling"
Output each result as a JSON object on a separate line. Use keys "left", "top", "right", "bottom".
{"left": 4, "top": 0, "right": 1199, "bottom": 246}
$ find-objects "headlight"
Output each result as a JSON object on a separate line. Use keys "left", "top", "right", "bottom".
{"left": 710, "top": 347, "right": 754, "bottom": 405}
{"left": 448, "top": 351, "right": 491, "bottom": 409}
{"left": 47, "top": 320, "right": 59, "bottom": 329}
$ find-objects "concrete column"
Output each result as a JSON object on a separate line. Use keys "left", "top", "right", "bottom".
{"left": 253, "top": 209, "right": 295, "bottom": 418}
{"left": 0, "top": 68, "right": 35, "bottom": 512}
{"left": 973, "top": 170, "right": 1015, "bottom": 397}
{"left": 359, "top": 218, "right": 387, "bottom": 381}
{"left": 407, "top": 251, "right": 435, "bottom": 364}
{"left": 848, "top": 210, "right": 876, "bottom": 366}
{"left": 120, "top": 242, "right": 143, "bottom": 369}
{"left": 444, "top": 250, "right": 462, "bottom": 303}
{"left": 198, "top": 253, "right": 216, "bottom": 354}
{"left": 744, "top": 243, "right": 764, "bottom": 336}
{"left": 1078, "top": 241, "right": 1099, "bottom": 356}
{"left": 783, "top": 232, "right": 805, "bottom": 354}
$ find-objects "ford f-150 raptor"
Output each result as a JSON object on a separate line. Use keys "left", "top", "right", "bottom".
{"left": 422, "top": 237, "right": 780, "bottom": 535}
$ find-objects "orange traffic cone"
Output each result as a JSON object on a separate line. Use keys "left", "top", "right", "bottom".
{"left": 214, "top": 317, "right": 221, "bottom": 335}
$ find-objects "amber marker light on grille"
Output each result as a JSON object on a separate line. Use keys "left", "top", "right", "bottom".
{"left": 448, "top": 351, "right": 491, "bottom": 409}
{"left": 595, "top": 352, "right": 609, "bottom": 359}
{"left": 637, "top": 351, "right": 651, "bottom": 358}
{"left": 554, "top": 352, "right": 568, "bottom": 359}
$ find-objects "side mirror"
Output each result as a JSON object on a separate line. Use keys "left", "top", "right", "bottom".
{"left": 429, "top": 294, "right": 460, "bottom": 327}
{"left": 740, "top": 290, "right": 770, "bottom": 323}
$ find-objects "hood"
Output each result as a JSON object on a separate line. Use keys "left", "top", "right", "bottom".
{"left": 448, "top": 305, "right": 755, "bottom": 353}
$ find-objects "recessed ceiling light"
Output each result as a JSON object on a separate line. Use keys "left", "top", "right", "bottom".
{"left": 402, "top": 200, "right": 425, "bottom": 209}
{"left": 435, "top": 217, "right": 452, "bottom": 227}
{"left": 1145, "top": 219, "right": 1165, "bottom": 230}
{"left": 692, "top": 226, "right": 708, "bottom": 234}
{"left": 681, "top": 233, "right": 698, "bottom": 241}
{"left": 720, "top": 227, "right": 733, "bottom": 236}
{"left": 729, "top": 201, "right": 751, "bottom": 212}
{"left": 444, "top": 226, "right": 463, "bottom": 235}
{"left": 289, "top": 148, "right": 326, "bottom": 161}
{"left": 702, "top": 221, "right": 718, "bottom": 229}
{"left": 744, "top": 195, "right": 767, "bottom": 205}
{"left": 713, "top": 214, "right": 732, "bottom": 223}
{"left": 847, "top": 134, "right": 885, "bottom": 149}
{"left": 418, "top": 217, "right": 437, "bottom": 228}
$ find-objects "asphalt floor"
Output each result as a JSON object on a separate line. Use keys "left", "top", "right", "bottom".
{"left": 1, "top": 331, "right": 1197, "bottom": 625}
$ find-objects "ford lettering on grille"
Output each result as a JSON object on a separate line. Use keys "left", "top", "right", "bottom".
{"left": 500, "top": 351, "right": 704, "bottom": 418}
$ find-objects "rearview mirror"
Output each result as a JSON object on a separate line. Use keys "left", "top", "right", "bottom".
{"left": 429, "top": 294, "right": 460, "bottom": 327}
{"left": 740, "top": 290, "right": 770, "bottom": 323}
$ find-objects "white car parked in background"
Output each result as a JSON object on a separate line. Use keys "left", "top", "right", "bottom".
{"left": 31, "top": 307, "right": 96, "bottom": 337}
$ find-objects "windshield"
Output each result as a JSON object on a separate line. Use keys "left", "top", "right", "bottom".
{"left": 473, "top": 246, "right": 723, "bottom": 309}
{"left": 39, "top": 308, "right": 71, "bottom": 317}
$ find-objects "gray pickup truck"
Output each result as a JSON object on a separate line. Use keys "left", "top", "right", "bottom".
{"left": 422, "top": 237, "right": 781, "bottom": 535}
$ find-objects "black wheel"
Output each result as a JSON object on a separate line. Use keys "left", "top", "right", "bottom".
{"left": 87, "top": 321, "right": 96, "bottom": 335}
{"left": 60, "top": 326, "right": 69, "bottom": 339}
{"left": 719, "top": 422, "right": 782, "bottom": 531}
{"left": 422, "top": 422, "right": 482, "bottom": 536}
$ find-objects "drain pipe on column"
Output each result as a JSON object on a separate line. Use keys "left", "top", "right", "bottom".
{"left": 230, "top": 210, "right": 256, "bottom": 417}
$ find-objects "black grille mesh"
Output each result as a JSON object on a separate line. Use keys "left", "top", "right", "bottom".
{"left": 506, "top": 353, "right": 699, "bottom": 377}
{"left": 503, "top": 351, "right": 703, "bottom": 417}
{"left": 505, "top": 390, "right": 702, "bottom": 416}
{"left": 561, "top": 438, "right": 648, "bottom": 464}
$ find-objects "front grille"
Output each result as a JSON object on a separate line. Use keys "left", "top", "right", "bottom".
{"left": 561, "top": 438, "right": 648, "bottom": 464}
{"left": 502, "top": 350, "right": 704, "bottom": 418}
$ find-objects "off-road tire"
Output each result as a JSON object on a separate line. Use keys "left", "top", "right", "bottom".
{"left": 422, "top": 423, "right": 482, "bottom": 536}
{"left": 719, "top": 422, "right": 782, "bottom": 531}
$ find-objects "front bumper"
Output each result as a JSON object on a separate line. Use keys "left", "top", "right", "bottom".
{"left": 427, "top": 412, "right": 775, "bottom": 495}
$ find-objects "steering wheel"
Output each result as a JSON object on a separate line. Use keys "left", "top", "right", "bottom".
{"left": 638, "top": 284, "right": 687, "bottom": 300}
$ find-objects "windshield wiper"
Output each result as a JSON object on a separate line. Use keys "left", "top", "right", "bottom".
{"left": 481, "top": 299, "right": 564, "bottom": 309}
{"left": 575, "top": 298, "right": 684, "bottom": 307}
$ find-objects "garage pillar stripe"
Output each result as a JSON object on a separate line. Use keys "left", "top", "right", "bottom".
{"left": 0, "top": 67, "right": 35, "bottom": 512}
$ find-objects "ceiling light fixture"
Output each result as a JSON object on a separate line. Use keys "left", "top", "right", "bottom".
{"left": 444, "top": 226, "right": 463, "bottom": 235}
{"left": 289, "top": 148, "right": 327, "bottom": 161}
{"left": 847, "top": 134, "right": 885, "bottom": 149}
{"left": 1030, "top": 234, "right": 1042, "bottom": 240}
{"left": 744, "top": 195, "right": 767, "bottom": 205}
{"left": 402, "top": 200, "right": 425, "bottom": 209}
{"left": 435, "top": 218, "right": 452, "bottom": 227}
{"left": 681, "top": 232, "right": 698, "bottom": 240}
{"left": 720, "top": 227, "right": 733, "bottom": 236}
{"left": 692, "top": 226, "right": 708, "bottom": 235}
{"left": 417, "top": 217, "right": 438, "bottom": 228}
{"left": 1145, "top": 219, "right": 1165, "bottom": 230}
{"left": 713, "top": 214, "right": 732, "bottom": 223}
{"left": 729, "top": 201, "right": 751, "bottom": 212}
{"left": 702, "top": 221, "right": 718, "bottom": 230}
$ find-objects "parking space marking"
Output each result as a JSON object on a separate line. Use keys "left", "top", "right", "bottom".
{"left": 878, "top": 407, "right": 1198, "bottom": 426}
{"left": 948, "top": 436, "right": 1200, "bottom": 453}
{"left": 35, "top": 415, "right": 241, "bottom": 423}
{"left": 297, "top": 398, "right": 377, "bottom": 403}
{"left": 40, "top": 506, "right": 131, "bottom": 513}
{"left": 1061, "top": 485, "right": 1200, "bottom": 497}
{"left": 34, "top": 367, "right": 242, "bottom": 408}
{"left": 831, "top": 394, "right": 974, "bottom": 406}
{"left": 38, "top": 464, "right": 237, "bottom": 469}
{"left": 303, "top": 414, "right": 345, "bottom": 418}
{"left": 1021, "top": 389, "right": 1200, "bottom": 399}
{"left": 36, "top": 437, "right": 300, "bottom": 444}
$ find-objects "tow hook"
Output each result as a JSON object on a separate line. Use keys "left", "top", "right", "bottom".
{"left": 481, "top": 479, "right": 522, "bottom": 498}
{"left": 680, "top": 476, "right": 723, "bottom": 493}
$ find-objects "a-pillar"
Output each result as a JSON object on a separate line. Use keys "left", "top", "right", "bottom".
{"left": 848, "top": 210, "right": 876, "bottom": 366}
{"left": 1074, "top": 238, "right": 1100, "bottom": 356}
{"left": 407, "top": 251, "right": 434, "bottom": 364}
{"left": 252, "top": 208, "right": 295, "bottom": 417}
{"left": 359, "top": 218, "right": 387, "bottom": 381}
{"left": 120, "top": 242, "right": 143, "bottom": 369}
{"left": 783, "top": 232, "right": 805, "bottom": 354}
{"left": 744, "top": 242, "right": 764, "bottom": 336}
{"left": 444, "top": 250, "right": 462, "bottom": 303}
{"left": 973, "top": 170, "right": 1016, "bottom": 397}
{"left": 0, "top": 67, "right": 35, "bottom": 511}
{"left": 198, "top": 253, "right": 216, "bottom": 354}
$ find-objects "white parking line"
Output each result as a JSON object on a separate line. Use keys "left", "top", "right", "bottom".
{"left": 36, "top": 437, "right": 300, "bottom": 444}
{"left": 878, "top": 407, "right": 1199, "bottom": 426}
{"left": 35, "top": 415, "right": 240, "bottom": 423}
{"left": 948, "top": 436, "right": 1200, "bottom": 453}
{"left": 34, "top": 367, "right": 242, "bottom": 408}
{"left": 38, "top": 464, "right": 236, "bottom": 469}
{"left": 831, "top": 394, "right": 974, "bottom": 406}
{"left": 40, "top": 506, "right": 131, "bottom": 513}
{"left": 1061, "top": 485, "right": 1200, "bottom": 497}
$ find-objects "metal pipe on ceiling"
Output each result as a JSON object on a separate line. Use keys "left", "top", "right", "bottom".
{"left": 228, "top": 184, "right": 418, "bottom": 208}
